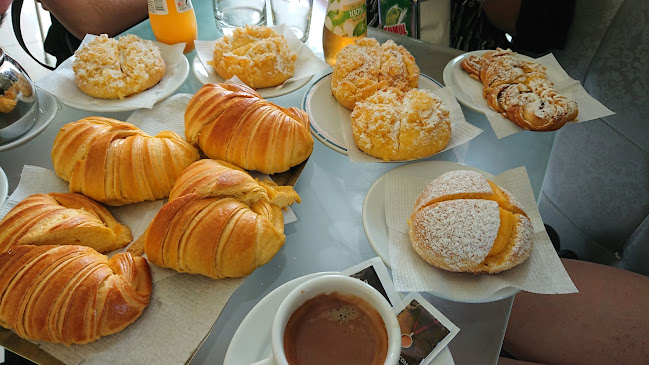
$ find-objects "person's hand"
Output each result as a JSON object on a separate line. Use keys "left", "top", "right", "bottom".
{"left": 0, "top": 0, "right": 13, "bottom": 15}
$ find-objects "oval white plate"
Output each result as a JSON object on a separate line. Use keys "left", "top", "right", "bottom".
{"left": 442, "top": 50, "right": 537, "bottom": 113}
{"left": 302, "top": 73, "right": 444, "bottom": 155}
{"left": 0, "top": 88, "right": 58, "bottom": 152}
{"left": 0, "top": 166, "right": 8, "bottom": 208}
{"left": 191, "top": 55, "right": 314, "bottom": 98}
{"left": 224, "top": 272, "right": 455, "bottom": 365}
{"left": 362, "top": 160, "right": 521, "bottom": 303}
{"left": 57, "top": 43, "right": 189, "bottom": 112}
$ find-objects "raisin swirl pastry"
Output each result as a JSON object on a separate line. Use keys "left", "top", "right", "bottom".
{"left": 461, "top": 48, "right": 578, "bottom": 131}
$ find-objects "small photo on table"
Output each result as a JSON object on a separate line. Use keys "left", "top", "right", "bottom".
{"left": 397, "top": 294, "right": 458, "bottom": 365}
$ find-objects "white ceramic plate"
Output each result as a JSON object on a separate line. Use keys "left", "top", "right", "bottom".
{"left": 58, "top": 43, "right": 189, "bottom": 112}
{"left": 191, "top": 55, "right": 314, "bottom": 98}
{"left": 224, "top": 272, "right": 455, "bottom": 365}
{"left": 0, "top": 89, "right": 58, "bottom": 152}
{"left": 442, "top": 50, "right": 537, "bottom": 113}
{"left": 0, "top": 166, "right": 8, "bottom": 209}
{"left": 362, "top": 160, "right": 521, "bottom": 303}
{"left": 302, "top": 73, "right": 444, "bottom": 155}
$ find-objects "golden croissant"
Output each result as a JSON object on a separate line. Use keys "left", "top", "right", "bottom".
{"left": 0, "top": 245, "right": 152, "bottom": 345}
{"left": 184, "top": 83, "right": 314, "bottom": 174}
{"left": 0, "top": 192, "right": 132, "bottom": 254}
{"left": 460, "top": 48, "right": 578, "bottom": 131}
{"left": 52, "top": 116, "right": 200, "bottom": 206}
{"left": 141, "top": 159, "right": 300, "bottom": 279}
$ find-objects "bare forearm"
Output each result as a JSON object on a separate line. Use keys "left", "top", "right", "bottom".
{"left": 481, "top": 0, "right": 521, "bottom": 35}
{"left": 39, "top": 0, "right": 148, "bottom": 39}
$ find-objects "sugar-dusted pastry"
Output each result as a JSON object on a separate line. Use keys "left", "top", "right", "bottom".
{"left": 184, "top": 83, "right": 313, "bottom": 174}
{"left": 0, "top": 245, "right": 151, "bottom": 345}
{"left": 0, "top": 193, "right": 132, "bottom": 254}
{"left": 460, "top": 48, "right": 578, "bottom": 131}
{"left": 73, "top": 34, "right": 166, "bottom": 99}
{"left": 139, "top": 159, "right": 300, "bottom": 279}
{"left": 351, "top": 88, "right": 450, "bottom": 161}
{"left": 210, "top": 25, "right": 297, "bottom": 88}
{"left": 52, "top": 117, "right": 200, "bottom": 206}
{"left": 331, "top": 38, "right": 419, "bottom": 110}
{"left": 409, "top": 170, "right": 534, "bottom": 274}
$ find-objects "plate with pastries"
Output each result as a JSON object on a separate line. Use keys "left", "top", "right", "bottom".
{"left": 362, "top": 160, "right": 555, "bottom": 303}
{"left": 36, "top": 33, "right": 189, "bottom": 112}
{"left": 193, "top": 25, "right": 331, "bottom": 98}
{"left": 443, "top": 48, "right": 579, "bottom": 132}
{"left": 303, "top": 37, "right": 479, "bottom": 163}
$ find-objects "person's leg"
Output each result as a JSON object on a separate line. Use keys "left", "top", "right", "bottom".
{"left": 503, "top": 259, "right": 649, "bottom": 365}
{"left": 498, "top": 357, "right": 545, "bottom": 365}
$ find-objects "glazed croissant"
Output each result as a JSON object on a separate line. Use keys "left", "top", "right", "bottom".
{"left": 409, "top": 170, "right": 534, "bottom": 274}
{"left": 0, "top": 192, "right": 132, "bottom": 254}
{"left": 0, "top": 245, "right": 152, "bottom": 345}
{"left": 461, "top": 48, "right": 578, "bottom": 131}
{"left": 51, "top": 117, "right": 200, "bottom": 206}
{"left": 141, "top": 159, "right": 300, "bottom": 279}
{"left": 184, "top": 83, "right": 314, "bottom": 174}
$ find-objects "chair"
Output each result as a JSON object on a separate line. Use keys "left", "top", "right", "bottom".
{"left": 538, "top": 0, "right": 649, "bottom": 276}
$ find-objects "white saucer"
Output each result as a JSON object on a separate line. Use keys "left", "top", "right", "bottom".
{"left": 362, "top": 160, "right": 521, "bottom": 303}
{"left": 0, "top": 88, "right": 57, "bottom": 152}
{"left": 0, "top": 166, "right": 8, "bottom": 208}
{"left": 191, "top": 55, "right": 314, "bottom": 98}
{"left": 224, "top": 272, "right": 455, "bottom": 365}
{"left": 55, "top": 42, "right": 189, "bottom": 112}
{"left": 302, "top": 73, "right": 444, "bottom": 155}
{"left": 442, "top": 50, "right": 537, "bottom": 113}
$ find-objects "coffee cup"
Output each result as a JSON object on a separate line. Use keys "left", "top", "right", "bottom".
{"left": 251, "top": 274, "right": 401, "bottom": 365}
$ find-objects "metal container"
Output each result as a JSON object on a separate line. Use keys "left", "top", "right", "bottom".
{"left": 0, "top": 48, "right": 38, "bottom": 144}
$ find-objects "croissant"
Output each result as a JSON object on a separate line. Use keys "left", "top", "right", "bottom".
{"left": 51, "top": 116, "right": 200, "bottom": 206}
{"left": 184, "top": 83, "right": 314, "bottom": 174}
{"left": 460, "top": 48, "right": 578, "bottom": 131}
{"left": 0, "top": 245, "right": 152, "bottom": 345}
{"left": 0, "top": 193, "right": 132, "bottom": 254}
{"left": 141, "top": 159, "right": 300, "bottom": 279}
{"left": 409, "top": 170, "right": 534, "bottom": 274}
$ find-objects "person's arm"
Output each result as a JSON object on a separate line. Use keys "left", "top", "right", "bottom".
{"left": 480, "top": 0, "right": 522, "bottom": 36}
{"left": 38, "top": 0, "right": 148, "bottom": 39}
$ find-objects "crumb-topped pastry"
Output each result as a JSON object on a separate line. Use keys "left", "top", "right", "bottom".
{"left": 73, "top": 34, "right": 166, "bottom": 99}
{"left": 331, "top": 38, "right": 419, "bottom": 110}
{"left": 210, "top": 25, "right": 297, "bottom": 88}
{"left": 460, "top": 48, "right": 578, "bottom": 131}
{"left": 351, "top": 88, "right": 450, "bottom": 161}
{"left": 409, "top": 170, "right": 534, "bottom": 274}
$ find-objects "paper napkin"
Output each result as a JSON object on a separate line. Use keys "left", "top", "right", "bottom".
{"left": 194, "top": 24, "right": 331, "bottom": 93}
{"left": 385, "top": 166, "right": 578, "bottom": 302}
{"left": 455, "top": 53, "right": 615, "bottom": 139}
{"left": 36, "top": 34, "right": 187, "bottom": 110}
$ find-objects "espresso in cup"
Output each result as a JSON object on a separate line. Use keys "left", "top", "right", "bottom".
{"left": 283, "top": 291, "right": 388, "bottom": 365}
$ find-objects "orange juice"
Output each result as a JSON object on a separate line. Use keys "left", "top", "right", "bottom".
{"left": 148, "top": 0, "right": 198, "bottom": 53}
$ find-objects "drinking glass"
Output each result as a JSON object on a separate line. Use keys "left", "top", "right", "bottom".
{"left": 213, "top": 0, "right": 267, "bottom": 34}
{"left": 270, "top": 0, "right": 313, "bottom": 42}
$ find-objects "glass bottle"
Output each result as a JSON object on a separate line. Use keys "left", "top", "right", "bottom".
{"left": 148, "top": 0, "right": 198, "bottom": 53}
{"left": 322, "top": 0, "right": 367, "bottom": 66}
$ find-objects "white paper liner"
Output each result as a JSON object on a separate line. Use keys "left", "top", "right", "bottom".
{"left": 0, "top": 165, "right": 244, "bottom": 365}
{"left": 0, "top": 94, "right": 302, "bottom": 364}
{"left": 455, "top": 52, "right": 615, "bottom": 139}
{"left": 342, "top": 87, "right": 483, "bottom": 163}
{"left": 385, "top": 166, "right": 578, "bottom": 302}
{"left": 36, "top": 34, "right": 187, "bottom": 110}
{"left": 194, "top": 24, "right": 330, "bottom": 95}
